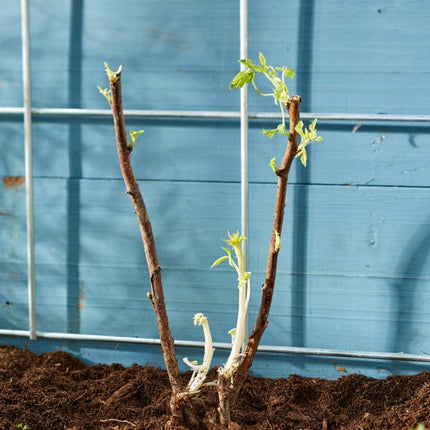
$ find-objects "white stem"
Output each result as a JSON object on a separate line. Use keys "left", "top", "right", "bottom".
{"left": 183, "top": 313, "right": 214, "bottom": 393}
{"left": 279, "top": 102, "right": 287, "bottom": 131}
{"left": 201, "top": 317, "right": 214, "bottom": 371}
{"left": 243, "top": 278, "right": 251, "bottom": 349}
{"left": 221, "top": 244, "right": 249, "bottom": 376}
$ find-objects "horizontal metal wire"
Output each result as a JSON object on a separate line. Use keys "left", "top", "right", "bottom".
{"left": 0, "top": 106, "right": 429, "bottom": 122}
{"left": 1, "top": 329, "right": 430, "bottom": 363}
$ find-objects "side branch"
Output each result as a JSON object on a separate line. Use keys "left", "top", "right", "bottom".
{"left": 107, "top": 67, "right": 182, "bottom": 395}
{"left": 231, "top": 95, "right": 302, "bottom": 401}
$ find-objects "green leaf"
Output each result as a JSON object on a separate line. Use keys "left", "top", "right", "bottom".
{"left": 252, "top": 64, "right": 266, "bottom": 73}
{"left": 230, "top": 54, "right": 302, "bottom": 146}
{"left": 277, "top": 123, "right": 289, "bottom": 136}
{"left": 295, "top": 119, "right": 323, "bottom": 165}
{"left": 269, "top": 157, "right": 279, "bottom": 174}
{"left": 295, "top": 121, "right": 305, "bottom": 138}
{"left": 229, "top": 69, "right": 256, "bottom": 89}
{"left": 258, "top": 52, "right": 267, "bottom": 70}
{"left": 239, "top": 58, "right": 254, "bottom": 68}
{"left": 239, "top": 58, "right": 265, "bottom": 73}
{"left": 276, "top": 66, "right": 296, "bottom": 79}
{"left": 263, "top": 123, "right": 289, "bottom": 139}
{"left": 309, "top": 118, "right": 317, "bottom": 132}
{"left": 273, "top": 82, "right": 289, "bottom": 105}
{"left": 210, "top": 255, "right": 229, "bottom": 268}
{"left": 301, "top": 150, "right": 307, "bottom": 167}
{"left": 262, "top": 128, "right": 278, "bottom": 139}
{"left": 129, "top": 129, "right": 144, "bottom": 150}
{"left": 296, "top": 148, "right": 307, "bottom": 167}
{"left": 223, "top": 231, "right": 246, "bottom": 248}
{"left": 267, "top": 65, "right": 277, "bottom": 78}
{"left": 97, "top": 86, "right": 111, "bottom": 103}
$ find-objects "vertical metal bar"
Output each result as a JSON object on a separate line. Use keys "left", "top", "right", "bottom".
{"left": 21, "top": 0, "right": 36, "bottom": 340}
{"left": 240, "top": 0, "right": 248, "bottom": 249}
{"left": 240, "top": 0, "right": 249, "bottom": 346}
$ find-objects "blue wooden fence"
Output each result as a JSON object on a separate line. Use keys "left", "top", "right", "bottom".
{"left": 0, "top": 0, "right": 429, "bottom": 379}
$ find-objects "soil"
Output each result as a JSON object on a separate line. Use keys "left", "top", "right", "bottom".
{"left": 1, "top": 345, "right": 429, "bottom": 429}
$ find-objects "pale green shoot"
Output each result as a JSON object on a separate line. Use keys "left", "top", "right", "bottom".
{"left": 211, "top": 231, "right": 251, "bottom": 378}
{"left": 230, "top": 53, "right": 323, "bottom": 169}
{"left": 230, "top": 52, "right": 295, "bottom": 139}
{"left": 97, "top": 86, "right": 111, "bottom": 103}
{"left": 183, "top": 313, "right": 214, "bottom": 393}
{"left": 295, "top": 118, "right": 323, "bottom": 167}
{"left": 129, "top": 129, "right": 144, "bottom": 150}
{"left": 268, "top": 157, "right": 279, "bottom": 175}
{"left": 410, "top": 425, "right": 426, "bottom": 430}
{"left": 98, "top": 62, "right": 122, "bottom": 102}
{"left": 104, "top": 61, "right": 121, "bottom": 83}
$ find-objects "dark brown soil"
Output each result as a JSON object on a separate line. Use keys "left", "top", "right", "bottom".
{"left": 1, "top": 345, "right": 429, "bottom": 429}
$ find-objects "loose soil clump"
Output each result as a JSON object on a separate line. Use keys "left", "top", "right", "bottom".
{"left": 1, "top": 345, "right": 429, "bottom": 429}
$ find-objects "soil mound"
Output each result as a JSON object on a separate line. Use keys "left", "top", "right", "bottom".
{"left": 1, "top": 345, "right": 429, "bottom": 429}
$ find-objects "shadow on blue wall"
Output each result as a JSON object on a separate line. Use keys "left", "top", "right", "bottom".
{"left": 292, "top": 0, "right": 315, "bottom": 350}
{"left": 389, "top": 217, "right": 430, "bottom": 354}
{"left": 67, "top": 0, "right": 83, "bottom": 343}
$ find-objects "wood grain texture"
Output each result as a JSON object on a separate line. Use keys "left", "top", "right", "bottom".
{"left": 0, "top": 0, "right": 429, "bottom": 378}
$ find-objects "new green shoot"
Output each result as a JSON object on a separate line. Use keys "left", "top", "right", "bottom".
{"left": 295, "top": 118, "right": 323, "bottom": 167}
{"left": 230, "top": 53, "right": 323, "bottom": 167}
{"left": 128, "top": 129, "right": 144, "bottom": 151}
{"left": 97, "top": 86, "right": 111, "bottom": 103}
{"left": 104, "top": 61, "right": 121, "bottom": 83}
{"left": 410, "top": 425, "right": 426, "bottom": 430}
{"left": 212, "top": 232, "right": 251, "bottom": 378}
{"left": 98, "top": 66, "right": 144, "bottom": 152}
{"left": 230, "top": 52, "right": 295, "bottom": 139}
{"left": 97, "top": 62, "right": 121, "bottom": 102}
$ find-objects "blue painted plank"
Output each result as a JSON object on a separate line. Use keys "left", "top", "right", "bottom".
{"left": 29, "top": 179, "right": 429, "bottom": 277}
{"left": 0, "top": 120, "right": 25, "bottom": 177}
{"left": 25, "top": 0, "right": 240, "bottom": 110}
{"left": 0, "top": 0, "right": 426, "bottom": 113}
{"left": 0, "top": 2, "right": 22, "bottom": 107}
{"left": 0, "top": 262, "right": 28, "bottom": 331}
{"left": 0, "top": 179, "right": 27, "bottom": 260}
{"left": 249, "top": 184, "right": 430, "bottom": 277}
{"left": 262, "top": 274, "right": 430, "bottom": 354}
{"left": 0, "top": 178, "right": 28, "bottom": 330}
{"left": 28, "top": 117, "right": 430, "bottom": 188}
{"left": 249, "top": 121, "right": 430, "bottom": 187}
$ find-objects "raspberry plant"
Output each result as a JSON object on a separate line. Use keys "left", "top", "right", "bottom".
{"left": 101, "top": 53, "right": 322, "bottom": 429}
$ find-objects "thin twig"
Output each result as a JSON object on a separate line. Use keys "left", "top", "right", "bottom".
{"left": 107, "top": 66, "right": 182, "bottom": 395}
{"left": 100, "top": 418, "right": 137, "bottom": 427}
